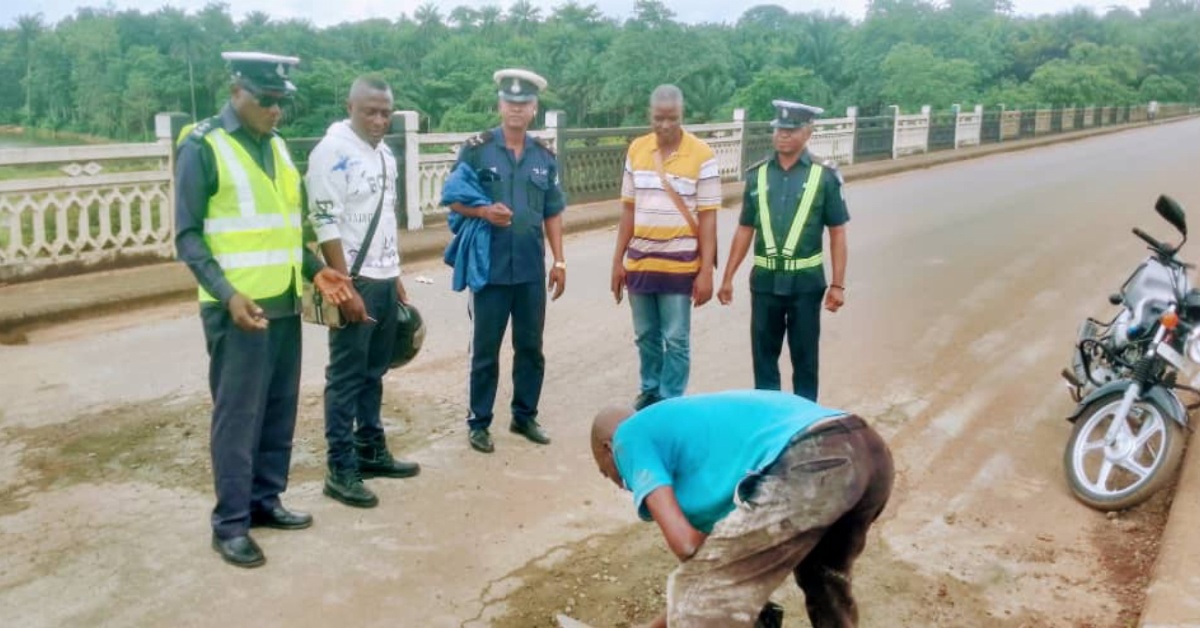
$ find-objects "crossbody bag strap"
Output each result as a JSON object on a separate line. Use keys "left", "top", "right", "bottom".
{"left": 349, "top": 152, "right": 389, "bottom": 279}
{"left": 652, "top": 148, "right": 700, "bottom": 236}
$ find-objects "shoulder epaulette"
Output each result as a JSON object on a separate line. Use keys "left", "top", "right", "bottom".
{"left": 532, "top": 136, "right": 556, "bottom": 157}
{"left": 184, "top": 117, "right": 220, "bottom": 143}
{"left": 463, "top": 131, "right": 494, "bottom": 148}
{"left": 744, "top": 156, "right": 770, "bottom": 173}
{"left": 821, "top": 158, "right": 845, "bottom": 184}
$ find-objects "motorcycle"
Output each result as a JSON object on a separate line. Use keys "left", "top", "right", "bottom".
{"left": 1060, "top": 195, "right": 1200, "bottom": 511}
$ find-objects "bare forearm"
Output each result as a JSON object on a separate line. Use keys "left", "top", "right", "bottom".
{"left": 665, "top": 526, "right": 708, "bottom": 562}
{"left": 450, "top": 202, "right": 485, "bottom": 218}
{"left": 698, "top": 210, "right": 716, "bottom": 267}
{"left": 319, "top": 241, "right": 349, "bottom": 276}
{"left": 613, "top": 203, "right": 635, "bottom": 262}
{"left": 829, "top": 227, "right": 847, "bottom": 286}
{"left": 722, "top": 225, "right": 755, "bottom": 284}
{"left": 545, "top": 214, "right": 564, "bottom": 262}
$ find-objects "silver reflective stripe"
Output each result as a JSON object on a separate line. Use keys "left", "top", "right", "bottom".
{"left": 209, "top": 132, "right": 258, "bottom": 217}
{"left": 273, "top": 137, "right": 298, "bottom": 173}
{"left": 214, "top": 248, "right": 300, "bottom": 270}
{"left": 204, "top": 213, "right": 301, "bottom": 233}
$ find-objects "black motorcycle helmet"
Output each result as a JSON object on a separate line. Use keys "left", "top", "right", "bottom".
{"left": 391, "top": 302, "right": 425, "bottom": 369}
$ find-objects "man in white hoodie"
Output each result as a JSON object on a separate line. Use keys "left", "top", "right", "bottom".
{"left": 306, "top": 76, "right": 420, "bottom": 509}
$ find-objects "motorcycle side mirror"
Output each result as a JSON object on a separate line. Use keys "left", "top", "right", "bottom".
{"left": 1156, "top": 194, "right": 1187, "bottom": 237}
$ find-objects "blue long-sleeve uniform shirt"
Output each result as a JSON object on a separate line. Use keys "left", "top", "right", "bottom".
{"left": 452, "top": 128, "right": 566, "bottom": 286}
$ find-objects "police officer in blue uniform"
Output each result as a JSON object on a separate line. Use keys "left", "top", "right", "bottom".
{"left": 446, "top": 68, "right": 567, "bottom": 454}
{"left": 175, "top": 52, "right": 353, "bottom": 568}
{"left": 718, "top": 100, "right": 849, "bottom": 401}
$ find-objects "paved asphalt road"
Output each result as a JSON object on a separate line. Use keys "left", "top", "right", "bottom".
{"left": 2, "top": 119, "right": 1200, "bottom": 627}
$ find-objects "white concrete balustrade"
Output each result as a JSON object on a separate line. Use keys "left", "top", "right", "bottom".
{"left": 0, "top": 102, "right": 1182, "bottom": 280}
{"left": 955, "top": 105, "right": 984, "bottom": 148}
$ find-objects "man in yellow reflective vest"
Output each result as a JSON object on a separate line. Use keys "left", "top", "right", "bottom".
{"left": 719, "top": 100, "right": 849, "bottom": 401}
{"left": 174, "top": 51, "right": 352, "bottom": 568}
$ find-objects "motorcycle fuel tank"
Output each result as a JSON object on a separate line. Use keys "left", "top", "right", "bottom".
{"left": 1121, "top": 258, "right": 1187, "bottom": 330}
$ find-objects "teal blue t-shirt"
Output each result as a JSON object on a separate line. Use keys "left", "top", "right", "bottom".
{"left": 612, "top": 390, "right": 845, "bottom": 533}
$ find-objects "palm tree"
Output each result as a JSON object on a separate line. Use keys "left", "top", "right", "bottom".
{"left": 415, "top": 3, "right": 443, "bottom": 33}
{"left": 16, "top": 13, "right": 45, "bottom": 123}
{"left": 448, "top": 6, "right": 480, "bottom": 30}
{"left": 479, "top": 5, "right": 503, "bottom": 39}
{"left": 550, "top": 2, "right": 604, "bottom": 27}
{"left": 156, "top": 7, "right": 202, "bottom": 119}
{"left": 507, "top": 0, "right": 543, "bottom": 37}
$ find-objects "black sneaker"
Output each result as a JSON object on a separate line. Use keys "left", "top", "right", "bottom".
{"left": 469, "top": 428, "right": 494, "bottom": 453}
{"left": 323, "top": 466, "right": 379, "bottom": 508}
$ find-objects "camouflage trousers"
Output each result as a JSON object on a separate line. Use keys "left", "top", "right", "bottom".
{"left": 667, "top": 414, "right": 894, "bottom": 627}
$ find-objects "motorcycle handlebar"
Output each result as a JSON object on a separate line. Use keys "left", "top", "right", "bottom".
{"left": 1133, "top": 227, "right": 1167, "bottom": 252}
{"left": 1133, "top": 227, "right": 1196, "bottom": 269}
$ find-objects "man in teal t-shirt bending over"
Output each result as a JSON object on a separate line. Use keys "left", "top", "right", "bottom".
{"left": 590, "top": 390, "right": 894, "bottom": 627}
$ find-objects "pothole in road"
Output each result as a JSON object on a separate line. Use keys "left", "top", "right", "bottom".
{"left": 486, "top": 523, "right": 1040, "bottom": 628}
{"left": 0, "top": 389, "right": 458, "bottom": 517}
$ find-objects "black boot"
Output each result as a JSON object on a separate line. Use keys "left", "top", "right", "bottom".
{"left": 633, "top": 391, "right": 663, "bottom": 411}
{"left": 356, "top": 436, "right": 421, "bottom": 479}
{"left": 323, "top": 464, "right": 379, "bottom": 508}
{"left": 755, "top": 601, "right": 784, "bottom": 628}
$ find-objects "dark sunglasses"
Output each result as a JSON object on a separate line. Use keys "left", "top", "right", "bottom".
{"left": 253, "top": 92, "right": 292, "bottom": 109}
{"left": 239, "top": 82, "right": 292, "bottom": 109}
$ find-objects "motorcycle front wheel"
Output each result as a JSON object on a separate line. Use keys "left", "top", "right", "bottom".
{"left": 1064, "top": 393, "right": 1187, "bottom": 511}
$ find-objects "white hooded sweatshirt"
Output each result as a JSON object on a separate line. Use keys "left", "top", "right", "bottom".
{"left": 305, "top": 120, "right": 400, "bottom": 280}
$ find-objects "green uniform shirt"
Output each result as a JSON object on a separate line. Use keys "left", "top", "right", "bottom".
{"left": 739, "top": 150, "right": 849, "bottom": 295}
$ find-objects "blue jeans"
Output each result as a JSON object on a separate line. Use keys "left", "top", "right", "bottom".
{"left": 629, "top": 292, "right": 692, "bottom": 399}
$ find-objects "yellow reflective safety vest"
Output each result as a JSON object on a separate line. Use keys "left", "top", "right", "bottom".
{"left": 753, "top": 162, "right": 824, "bottom": 272}
{"left": 177, "top": 121, "right": 304, "bottom": 303}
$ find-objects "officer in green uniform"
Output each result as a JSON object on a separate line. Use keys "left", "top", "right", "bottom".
{"left": 174, "top": 51, "right": 353, "bottom": 568}
{"left": 718, "top": 100, "right": 849, "bottom": 401}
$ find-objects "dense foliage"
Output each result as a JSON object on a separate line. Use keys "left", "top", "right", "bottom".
{"left": 0, "top": 0, "right": 1197, "bottom": 139}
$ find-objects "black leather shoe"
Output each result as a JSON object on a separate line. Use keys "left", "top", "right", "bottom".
{"left": 510, "top": 421, "right": 551, "bottom": 445}
{"left": 356, "top": 438, "right": 421, "bottom": 479}
{"left": 212, "top": 534, "right": 265, "bottom": 568}
{"left": 469, "top": 428, "right": 494, "bottom": 453}
{"left": 324, "top": 466, "right": 379, "bottom": 508}
{"left": 634, "top": 392, "right": 663, "bottom": 411}
{"left": 250, "top": 506, "right": 313, "bottom": 530}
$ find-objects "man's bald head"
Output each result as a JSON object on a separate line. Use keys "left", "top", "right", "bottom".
{"left": 591, "top": 404, "right": 634, "bottom": 489}
{"left": 347, "top": 75, "right": 394, "bottom": 146}
{"left": 592, "top": 405, "right": 634, "bottom": 447}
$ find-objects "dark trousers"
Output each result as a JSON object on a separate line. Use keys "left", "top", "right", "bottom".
{"left": 200, "top": 308, "right": 302, "bottom": 540}
{"left": 751, "top": 290, "right": 823, "bottom": 401}
{"left": 324, "top": 277, "right": 397, "bottom": 472}
{"left": 467, "top": 281, "right": 546, "bottom": 430}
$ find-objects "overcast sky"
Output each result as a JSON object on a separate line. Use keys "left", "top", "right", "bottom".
{"left": 1, "top": 0, "right": 1154, "bottom": 28}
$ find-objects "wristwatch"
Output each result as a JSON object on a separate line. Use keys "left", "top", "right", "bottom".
{"left": 553, "top": 260, "right": 567, "bottom": 270}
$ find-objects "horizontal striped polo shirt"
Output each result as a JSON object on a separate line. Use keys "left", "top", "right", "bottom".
{"left": 620, "top": 131, "right": 722, "bottom": 294}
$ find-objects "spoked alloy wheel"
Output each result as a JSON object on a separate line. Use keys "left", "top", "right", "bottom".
{"left": 1064, "top": 394, "right": 1186, "bottom": 511}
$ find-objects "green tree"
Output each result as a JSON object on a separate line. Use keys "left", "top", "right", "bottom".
{"left": 1139, "top": 74, "right": 1191, "bottom": 102}
{"left": 731, "top": 67, "right": 834, "bottom": 121}
{"left": 880, "top": 43, "right": 980, "bottom": 109}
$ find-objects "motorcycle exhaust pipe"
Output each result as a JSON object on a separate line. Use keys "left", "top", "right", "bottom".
{"left": 1061, "top": 368, "right": 1084, "bottom": 403}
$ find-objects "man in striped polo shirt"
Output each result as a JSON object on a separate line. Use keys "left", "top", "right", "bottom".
{"left": 611, "top": 84, "right": 720, "bottom": 410}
